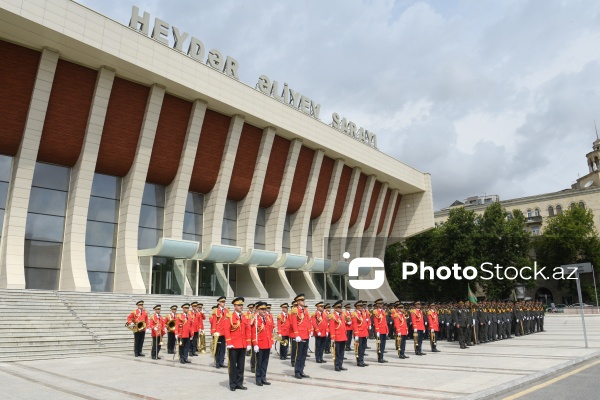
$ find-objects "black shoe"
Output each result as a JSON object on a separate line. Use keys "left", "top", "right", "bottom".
{"left": 378, "top": 360, "right": 385, "bottom": 363}
{"left": 366, "top": 346, "right": 371, "bottom": 349}
{"left": 135, "top": 354, "right": 139, "bottom": 357}
{"left": 460, "top": 345, "right": 466, "bottom": 349}
{"left": 316, "top": 360, "right": 323, "bottom": 364}
{"left": 236, "top": 386, "right": 247, "bottom": 390}
{"left": 400, "top": 355, "right": 408, "bottom": 359}
{"left": 294, "top": 373, "right": 303, "bottom": 379}
{"left": 185, "top": 360, "right": 191, "bottom": 363}
{"left": 168, "top": 351, "right": 174, "bottom": 354}
{"left": 341, "top": 367, "right": 347, "bottom": 370}
{"left": 324, "top": 351, "right": 331, "bottom": 354}
{"left": 180, "top": 360, "right": 186, "bottom": 364}
{"left": 357, "top": 363, "right": 366, "bottom": 367}
{"left": 321, "top": 360, "right": 327, "bottom": 363}
{"left": 262, "top": 382, "right": 271, "bottom": 385}
{"left": 256, "top": 382, "right": 263, "bottom": 386}
{"left": 152, "top": 356, "right": 157, "bottom": 360}
{"left": 219, "top": 364, "right": 226, "bottom": 368}
{"left": 138, "top": 354, "right": 145, "bottom": 357}
{"left": 343, "top": 357, "right": 348, "bottom": 360}
{"left": 230, "top": 387, "right": 236, "bottom": 391}
{"left": 419, "top": 352, "right": 427, "bottom": 355}
{"left": 432, "top": 349, "right": 440, "bottom": 353}
{"left": 335, "top": 367, "right": 341, "bottom": 371}
{"left": 300, "top": 373, "right": 310, "bottom": 378}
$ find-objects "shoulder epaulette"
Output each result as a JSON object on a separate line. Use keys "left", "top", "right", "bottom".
{"left": 290, "top": 308, "right": 297, "bottom": 315}
{"left": 226, "top": 312, "right": 232, "bottom": 318}
{"left": 328, "top": 313, "right": 334, "bottom": 320}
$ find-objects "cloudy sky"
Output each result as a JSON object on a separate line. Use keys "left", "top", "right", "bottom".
{"left": 77, "top": 0, "right": 600, "bottom": 210}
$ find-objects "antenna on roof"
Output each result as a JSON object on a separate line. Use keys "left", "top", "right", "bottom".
{"left": 595, "top": 120, "right": 599, "bottom": 140}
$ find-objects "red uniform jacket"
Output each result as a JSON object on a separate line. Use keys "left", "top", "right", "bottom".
{"left": 372, "top": 308, "right": 389, "bottom": 335}
{"left": 277, "top": 312, "right": 290, "bottom": 336}
{"left": 343, "top": 310, "right": 353, "bottom": 331}
{"left": 352, "top": 310, "right": 369, "bottom": 338}
{"left": 213, "top": 307, "right": 229, "bottom": 335}
{"left": 311, "top": 311, "right": 328, "bottom": 337}
{"left": 224, "top": 311, "right": 251, "bottom": 349}
{"left": 193, "top": 310, "right": 206, "bottom": 331}
{"left": 328, "top": 311, "right": 347, "bottom": 342}
{"left": 251, "top": 315, "right": 273, "bottom": 350}
{"left": 392, "top": 310, "right": 409, "bottom": 336}
{"left": 175, "top": 312, "right": 194, "bottom": 338}
{"left": 410, "top": 309, "right": 426, "bottom": 331}
{"left": 266, "top": 312, "right": 275, "bottom": 333}
{"left": 427, "top": 310, "right": 440, "bottom": 332}
{"left": 289, "top": 306, "right": 311, "bottom": 340}
{"left": 127, "top": 309, "right": 148, "bottom": 326}
{"left": 149, "top": 314, "right": 166, "bottom": 337}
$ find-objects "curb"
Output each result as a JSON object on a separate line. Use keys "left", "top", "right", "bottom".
{"left": 463, "top": 349, "right": 600, "bottom": 399}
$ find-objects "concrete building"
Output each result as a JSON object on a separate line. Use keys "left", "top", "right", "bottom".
{"left": 0, "top": 0, "right": 434, "bottom": 301}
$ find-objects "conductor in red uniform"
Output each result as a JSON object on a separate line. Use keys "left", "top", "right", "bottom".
{"left": 329, "top": 300, "right": 348, "bottom": 371}
{"left": 224, "top": 297, "right": 251, "bottom": 391}
{"left": 252, "top": 302, "right": 273, "bottom": 386}
{"left": 372, "top": 298, "right": 389, "bottom": 363}
{"left": 127, "top": 300, "right": 148, "bottom": 357}
{"left": 290, "top": 293, "right": 311, "bottom": 379}
{"left": 149, "top": 305, "right": 166, "bottom": 359}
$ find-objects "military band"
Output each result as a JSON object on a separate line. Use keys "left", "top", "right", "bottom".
{"left": 125, "top": 296, "right": 547, "bottom": 390}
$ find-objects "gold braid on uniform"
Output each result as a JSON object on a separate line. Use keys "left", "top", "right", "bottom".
{"left": 228, "top": 312, "right": 240, "bottom": 332}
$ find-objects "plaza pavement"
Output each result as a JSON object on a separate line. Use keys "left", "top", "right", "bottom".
{"left": 1, "top": 314, "right": 599, "bottom": 400}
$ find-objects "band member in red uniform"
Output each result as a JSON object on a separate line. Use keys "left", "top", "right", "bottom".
{"left": 311, "top": 301, "right": 329, "bottom": 363}
{"left": 392, "top": 302, "right": 409, "bottom": 359}
{"left": 323, "top": 303, "right": 332, "bottom": 354}
{"left": 410, "top": 301, "right": 427, "bottom": 355}
{"left": 290, "top": 293, "right": 311, "bottom": 379}
{"left": 190, "top": 302, "right": 199, "bottom": 356}
{"left": 175, "top": 303, "right": 194, "bottom": 364}
{"left": 127, "top": 300, "right": 149, "bottom": 357}
{"left": 224, "top": 297, "right": 251, "bottom": 391}
{"left": 149, "top": 305, "right": 166, "bottom": 359}
{"left": 427, "top": 303, "right": 441, "bottom": 352}
{"left": 277, "top": 303, "right": 290, "bottom": 360}
{"left": 166, "top": 305, "right": 178, "bottom": 354}
{"left": 329, "top": 300, "right": 348, "bottom": 371}
{"left": 352, "top": 301, "right": 369, "bottom": 367}
{"left": 246, "top": 303, "right": 257, "bottom": 373}
{"left": 252, "top": 302, "right": 273, "bottom": 386}
{"left": 213, "top": 296, "right": 228, "bottom": 368}
{"left": 289, "top": 300, "right": 298, "bottom": 366}
{"left": 344, "top": 304, "right": 353, "bottom": 351}
{"left": 372, "top": 298, "right": 389, "bottom": 363}
{"left": 197, "top": 303, "right": 206, "bottom": 353}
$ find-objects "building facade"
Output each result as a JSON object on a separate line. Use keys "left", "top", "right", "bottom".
{"left": 0, "top": 1, "right": 434, "bottom": 301}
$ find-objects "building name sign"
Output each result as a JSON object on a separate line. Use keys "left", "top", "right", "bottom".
{"left": 128, "top": 6, "right": 377, "bottom": 149}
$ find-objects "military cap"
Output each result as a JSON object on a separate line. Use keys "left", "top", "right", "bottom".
{"left": 170, "top": 305, "right": 178, "bottom": 310}
{"left": 247, "top": 303, "right": 255, "bottom": 308}
{"left": 344, "top": 303, "right": 351, "bottom": 308}
{"left": 267, "top": 304, "right": 272, "bottom": 308}
{"left": 325, "top": 303, "right": 331, "bottom": 308}
{"left": 333, "top": 300, "right": 343, "bottom": 308}
{"left": 182, "top": 303, "right": 190, "bottom": 308}
{"left": 153, "top": 305, "right": 161, "bottom": 310}
{"left": 292, "top": 300, "right": 298, "bottom": 306}
{"left": 354, "top": 300, "right": 363, "bottom": 307}
{"left": 414, "top": 301, "right": 421, "bottom": 305}
{"left": 281, "top": 303, "right": 289, "bottom": 308}
{"left": 197, "top": 303, "right": 203, "bottom": 307}
{"left": 211, "top": 305, "right": 217, "bottom": 310}
{"left": 315, "top": 301, "right": 324, "bottom": 307}
{"left": 374, "top": 298, "right": 384, "bottom": 305}
{"left": 217, "top": 296, "right": 226, "bottom": 303}
{"left": 294, "top": 293, "right": 305, "bottom": 301}
{"left": 136, "top": 300, "right": 144, "bottom": 306}
{"left": 232, "top": 297, "right": 244, "bottom": 305}
{"left": 191, "top": 301, "right": 198, "bottom": 306}
{"left": 257, "top": 302, "right": 268, "bottom": 310}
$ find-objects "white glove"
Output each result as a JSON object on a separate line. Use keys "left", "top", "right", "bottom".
{"left": 488, "top": 321, "right": 491, "bottom": 325}
{"left": 497, "top": 321, "right": 500, "bottom": 324}
{"left": 413, "top": 329, "right": 417, "bottom": 333}
{"left": 347, "top": 321, "right": 352, "bottom": 325}
{"left": 354, "top": 336, "right": 359, "bottom": 341}
{"left": 246, "top": 345, "right": 251, "bottom": 351}
{"left": 295, "top": 336, "right": 301, "bottom": 342}
{"left": 145, "top": 328, "right": 151, "bottom": 334}
{"left": 446, "top": 323, "right": 449, "bottom": 326}
{"left": 516, "top": 319, "right": 519, "bottom": 322}
{"left": 326, "top": 332, "right": 329, "bottom": 337}
{"left": 215, "top": 332, "right": 220, "bottom": 336}
{"left": 425, "top": 322, "right": 428, "bottom": 325}
{"left": 128, "top": 323, "right": 134, "bottom": 328}
{"left": 309, "top": 331, "right": 314, "bottom": 338}
{"left": 376, "top": 332, "right": 380, "bottom": 338}
{"left": 175, "top": 335, "right": 179, "bottom": 339}
{"left": 227, "top": 345, "right": 234, "bottom": 349}
{"left": 473, "top": 319, "right": 475, "bottom": 324}
{"left": 254, "top": 345, "right": 259, "bottom": 352}
{"left": 153, "top": 327, "right": 158, "bottom": 331}
{"left": 317, "top": 332, "right": 321, "bottom": 337}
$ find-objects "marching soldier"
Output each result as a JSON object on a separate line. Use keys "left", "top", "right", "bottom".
{"left": 427, "top": 303, "right": 440, "bottom": 352}
{"left": 225, "top": 297, "right": 251, "bottom": 391}
{"left": 352, "top": 300, "right": 369, "bottom": 367}
{"left": 539, "top": 302, "right": 545, "bottom": 332}
{"left": 290, "top": 293, "right": 311, "bottom": 379}
{"left": 127, "top": 300, "right": 148, "bottom": 357}
{"left": 344, "top": 303, "right": 353, "bottom": 351}
{"left": 149, "top": 305, "right": 166, "bottom": 359}
{"left": 477, "top": 302, "right": 487, "bottom": 343}
{"left": 311, "top": 302, "right": 329, "bottom": 363}
{"left": 392, "top": 303, "right": 409, "bottom": 359}
{"left": 329, "top": 300, "right": 348, "bottom": 371}
{"left": 410, "top": 301, "right": 426, "bottom": 355}
{"left": 252, "top": 302, "right": 273, "bottom": 386}
{"left": 166, "top": 305, "right": 178, "bottom": 354}
{"left": 290, "top": 300, "right": 298, "bottom": 366}
{"left": 324, "top": 303, "right": 332, "bottom": 354}
{"left": 213, "top": 296, "right": 229, "bottom": 369}
{"left": 175, "top": 303, "right": 193, "bottom": 364}
{"left": 372, "top": 298, "right": 389, "bottom": 363}
{"left": 278, "top": 303, "right": 290, "bottom": 360}
{"left": 452, "top": 300, "right": 469, "bottom": 349}
{"left": 446, "top": 303, "right": 455, "bottom": 342}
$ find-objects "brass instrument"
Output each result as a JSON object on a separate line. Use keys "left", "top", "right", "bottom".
{"left": 430, "top": 330, "right": 436, "bottom": 347}
{"left": 211, "top": 332, "right": 220, "bottom": 357}
{"left": 273, "top": 332, "right": 288, "bottom": 347}
{"left": 330, "top": 341, "right": 335, "bottom": 364}
{"left": 167, "top": 320, "right": 176, "bottom": 332}
{"left": 396, "top": 335, "right": 402, "bottom": 357}
{"left": 125, "top": 320, "right": 146, "bottom": 333}
{"left": 376, "top": 335, "right": 381, "bottom": 354}
{"left": 354, "top": 339, "right": 359, "bottom": 361}
{"left": 198, "top": 331, "right": 207, "bottom": 354}
{"left": 413, "top": 331, "right": 419, "bottom": 353}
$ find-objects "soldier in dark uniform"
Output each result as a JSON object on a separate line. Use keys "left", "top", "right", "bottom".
{"left": 452, "top": 300, "right": 469, "bottom": 349}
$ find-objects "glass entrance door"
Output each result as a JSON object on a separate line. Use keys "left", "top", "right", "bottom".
{"left": 198, "top": 262, "right": 225, "bottom": 297}
{"left": 151, "top": 257, "right": 182, "bottom": 295}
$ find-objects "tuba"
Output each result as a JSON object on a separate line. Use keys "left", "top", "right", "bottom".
{"left": 210, "top": 332, "right": 220, "bottom": 356}
{"left": 167, "top": 320, "right": 176, "bottom": 332}
{"left": 198, "top": 331, "right": 207, "bottom": 354}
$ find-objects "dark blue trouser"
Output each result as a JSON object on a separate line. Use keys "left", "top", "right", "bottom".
{"left": 179, "top": 337, "right": 190, "bottom": 362}
{"left": 255, "top": 349, "right": 270, "bottom": 383}
{"left": 377, "top": 335, "right": 387, "bottom": 360}
{"left": 315, "top": 336, "right": 326, "bottom": 361}
{"left": 345, "top": 330, "right": 353, "bottom": 350}
{"left": 294, "top": 340, "right": 308, "bottom": 374}
{"left": 134, "top": 331, "right": 145, "bottom": 355}
{"left": 291, "top": 338, "right": 296, "bottom": 365}
{"left": 216, "top": 336, "right": 226, "bottom": 365}
{"left": 335, "top": 341, "right": 346, "bottom": 369}
{"left": 280, "top": 336, "right": 289, "bottom": 359}
{"left": 357, "top": 337, "right": 367, "bottom": 364}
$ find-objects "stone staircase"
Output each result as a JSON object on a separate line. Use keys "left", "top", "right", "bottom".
{"left": 0, "top": 289, "right": 323, "bottom": 362}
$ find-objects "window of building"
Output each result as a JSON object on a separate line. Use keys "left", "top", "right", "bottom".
{"left": 0, "top": 155, "right": 13, "bottom": 243}
{"left": 548, "top": 206, "right": 554, "bottom": 217}
{"left": 254, "top": 207, "right": 266, "bottom": 250}
{"left": 138, "top": 183, "right": 165, "bottom": 249}
{"left": 306, "top": 219, "right": 313, "bottom": 258}
{"left": 282, "top": 214, "right": 291, "bottom": 254}
{"left": 570, "top": 202, "right": 576, "bottom": 209}
{"left": 556, "top": 205, "right": 563, "bottom": 215}
{"left": 25, "top": 162, "right": 70, "bottom": 290}
{"left": 221, "top": 199, "right": 237, "bottom": 246}
{"left": 579, "top": 201, "right": 585, "bottom": 209}
{"left": 183, "top": 192, "right": 203, "bottom": 246}
{"left": 534, "top": 208, "right": 540, "bottom": 217}
{"left": 531, "top": 227, "right": 540, "bottom": 236}
{"left": 527, "top": 209, "right": 532, "bottom": 218}
{"left": 86, "top": 173, "right": 121, "bottom": 292}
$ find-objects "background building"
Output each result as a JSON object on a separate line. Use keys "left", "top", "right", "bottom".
{"left": 0, "top": 0, "right": 434, "bottom": 301}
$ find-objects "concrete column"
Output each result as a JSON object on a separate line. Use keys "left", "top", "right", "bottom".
{"left": 114, "top": 84, "right": 165, "bottom": 293}
{"left": 237, "top": 127, "right": 275, "bottom": 251}
{"left": 329, "top": 167, "right": 361, "bottom": 261}
{"left": 163, "top": 100, "right": 207, "bottom": 238}
{"left": 290, "top": 149, "right": 324, "bottom": 255}
{"left": 202, "top": 115, "right": 244, "bottom": 247}
{"left": 265, "top": 139, "right": 302, "bottom": 253}
{"left": 346, "top": 175, "right": 376, "bottom": 260}
{"left": 361, "top": 182, "right": 389, "bottom": 257}
{"left": 374, "top": 190, "right": 400, "bottom": 260}
{"left": 264, "top": 268, "right": 295, "bottom": 298}
{"left": 235, "top": 266, "right": 268, "bottom": 297}
{"left": 290, "top": 271, "right": 320, "bottom": 299}
{"left": 312, "top": 159, "right": 344, "bottom": 259}
{"left": 0, "top": 48, "right": 59, "bottom": 289}
{"left": 390, "top": 174, "right": 434, "bottom": 241}
{"left": 60, "top": 66, "right": 116, "bottom": 292}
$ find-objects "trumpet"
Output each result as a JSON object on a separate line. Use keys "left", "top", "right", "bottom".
{"left": 167, "top": 320, "right": 176, "bottom": 333}
{"left": 198, "top": 331, "right": 207, "bottom": 354}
